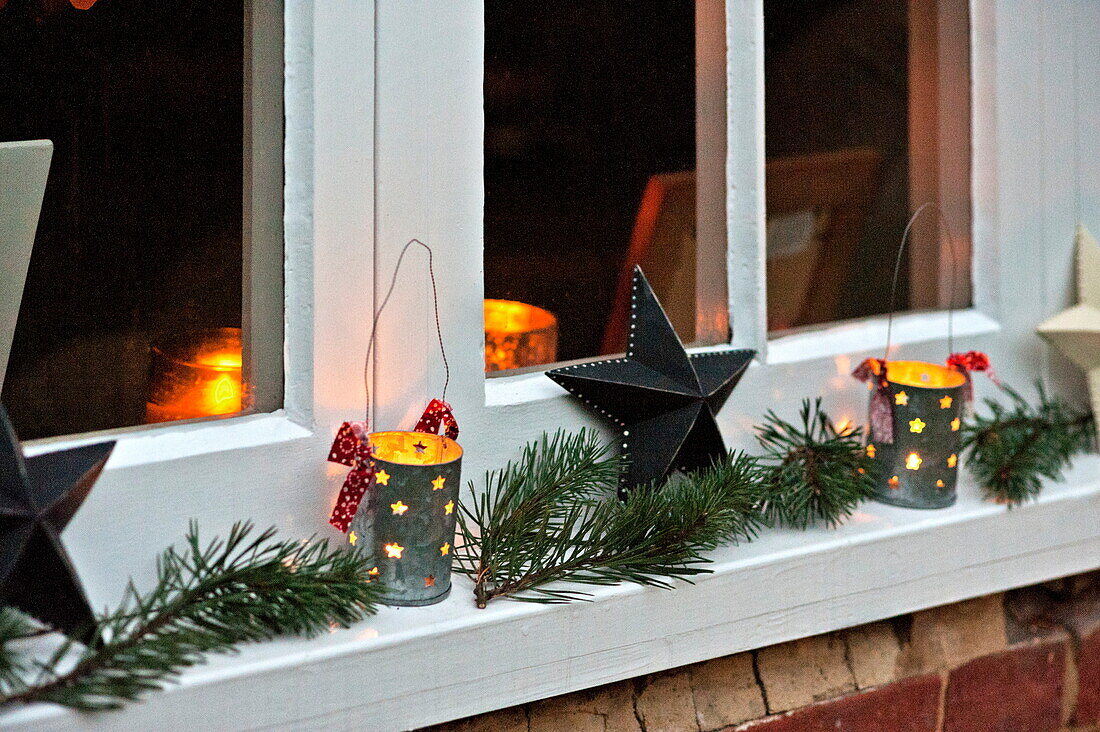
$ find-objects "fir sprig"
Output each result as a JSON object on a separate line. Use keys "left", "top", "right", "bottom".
{"left": 754, "top": 399, "right": 877, "bottom": 529}
{"left": 961, "top": 384, "right": 1096, "bottom": 505}
{"left": 0, "top": 522, "right": 384, "bottom": 711}
{"left": 454, "top": 431, "right": 760, "bottom": 607}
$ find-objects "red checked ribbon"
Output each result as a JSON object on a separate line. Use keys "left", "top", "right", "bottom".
{"left": 852, "top": 358, "right": 895, "bottom": 443}
{"left": 327, "top": 399, "right": 460, "bottom": 532}
{"left": 947, "top": 351, "right": 999, "bottom": 404}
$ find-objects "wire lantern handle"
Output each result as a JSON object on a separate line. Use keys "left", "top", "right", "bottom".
{"left": 363, "top": 239, "right": 450, "bottom": 423}
{"left": 882, "top": 202, "right": 965, "bottom": 362}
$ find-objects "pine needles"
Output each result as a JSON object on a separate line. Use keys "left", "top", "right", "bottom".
{"left": 0, "top": 522, "right": 384, "bottom": 711}
{"left": 960, "top": 384, "right": 1096, "bottom": 505}
{"left": 454, "top": 430, "right": 761, "bottom": 606}
{"left": 754, "top": 399, "right": 877, "bottom": 529}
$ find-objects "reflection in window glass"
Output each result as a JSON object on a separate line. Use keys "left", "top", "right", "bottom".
{"left": 0, "top": 0, "right": 269, "bottom": 439}
{"left": 484, "top": 3, "right": 698, "bottom": 372}
{"left": 764, "top": 0, "right": 971, "bottom": 333}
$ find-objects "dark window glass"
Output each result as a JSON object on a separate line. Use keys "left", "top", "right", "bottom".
{"left": 764, "top": 0, "right": 971, "bottom": 333}
{"left": 0, "top": 0, "right": 257, "bottom": 438}
{"left": 483, "top": 2, "right": 697, "bottom": 372}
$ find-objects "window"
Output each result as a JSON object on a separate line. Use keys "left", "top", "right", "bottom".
{"left": 482, "top": 2, "right": 728, "bottom": 373}
{"left": 764, "top": 0, "right": 971, "bottom": 333}
{"left": 0, "top": 0, "right": 283, "bottom": 439}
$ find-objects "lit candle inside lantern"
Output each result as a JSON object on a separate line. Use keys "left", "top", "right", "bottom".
{"left": 484, "top": 299, "right": 558, "bottom": 371}
{"left": 859, "top": 360, "right": 966, "bottom": 509}
{"left": 145, "top": 328, "right": 244, "bottom": 423}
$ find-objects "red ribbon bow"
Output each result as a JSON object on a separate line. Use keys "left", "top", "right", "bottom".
{"left": 414, "top": 398, "right": 460, "bottom": 441}
{"left": 946, "top": 351, "right": 999, "bottom": 403}
{"left": 327, "top": 399, "right": 460, "bottom": 532}
{"left": 852, "top": 358, "right": 895, "bottom": 443}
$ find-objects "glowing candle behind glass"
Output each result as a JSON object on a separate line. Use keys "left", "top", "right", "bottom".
{"left": 145, "top": 328, "right": 244, "bottom": 423}
{"left": 484, "top": 299, "right": 558, "bottom": 371}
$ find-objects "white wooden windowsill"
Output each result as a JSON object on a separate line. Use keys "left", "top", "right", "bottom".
{"left": 23, "top": 412, "right": 313, "bottom": 470}
{"left": 485, "top": 309, "right": 1000, "bottom": 408}
{"left": 4, "top": 455, "right": 1097, "bottom": 731}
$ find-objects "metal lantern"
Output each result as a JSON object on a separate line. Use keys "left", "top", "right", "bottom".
{"left": 348, "top": 431, "right": 462, "bottom": 606}
{"left": 865, "top": 360, "right": 966, "bottom": 509}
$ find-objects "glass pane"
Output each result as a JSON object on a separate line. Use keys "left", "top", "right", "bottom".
{"left": 483, "top": 3, "right": 705, "bottom": 373}
{"left": 764, "top": 0, "right": 971, "bottom": 334}
{"left": 0, "top": 0, "right": 279, "bottom": 439}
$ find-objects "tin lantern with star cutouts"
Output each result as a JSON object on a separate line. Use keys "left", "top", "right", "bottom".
{"left": 346, "top": 430, "right": 462, "bottom": 606}
{"left": 857, "top": 360, "right": 966, "bottom": 509}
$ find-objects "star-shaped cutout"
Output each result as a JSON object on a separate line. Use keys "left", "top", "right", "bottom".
{"left": 895, "top": 391, "right": 909, "bottom": 406}
{"left": 413, "top": 442, "right": 427, "bottom": 454}
{"left": 939, "top": 395, "right": 953, "bottom": 409}
{"left": 368, "top": 566, "right": 380, "bottom": 576}
{"left": 909, "top": 418, "right": 926, "bottom": 434}
{"left": 424, "top": 575, "right": 435, "bottom": 588}
{"left": 947, "top": 454, "right": 958, "bottom": 468}
{"left": 888, "top": 475, "right": 900, "bottom": 490}
{"left": 431, "top": 475, "right": 446, "bottom": 491}
{"left": 1038, "top": 225, "right": 1100, "bottom": 422}
{"left": 348, "top": 530, "right": 358, "bottom": 545}
{"left": 390, "top": 501, "right": 409, "bottom": 516}
{"left": 950, "top": 417, "right": 961, "bottom": 432}
{"left": 905, "top": 453, "right": 922, "bottom": 470}
{"left": 546, "top": 267, "right": 754, "bottom": 491}
{"left": 936, "top": 479, "right": 946, "bottom": 488}
{"left": 439, "top": 542, "right": 450, "bottom": 556}
{"left": 866, "top": 444, "right": 876, "bottom": 458}
{"left": 383, "top": 542, "right": 404, "bottom": 559}
{"left": 0, "top": 406, "right": 114, "bottom": 639}
{"left": 443, "top": 500, "right": 454, "bottom": 515}
{"left": 375, "top": 469, "right": 390, "bottom": 486}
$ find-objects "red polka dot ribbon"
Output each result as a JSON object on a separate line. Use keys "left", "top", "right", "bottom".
{"left": 327, "top": 399, "right": 460, "bottom": 532}
{"left": 947, "top": 351, "right": 999, "bottom": 404}
{"left": 413, "top": 398, "right": 459, "bottom": 441}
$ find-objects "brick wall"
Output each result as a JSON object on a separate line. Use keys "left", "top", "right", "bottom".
{"left": 424, "top": 571, "right": 1100, "bottom": 732}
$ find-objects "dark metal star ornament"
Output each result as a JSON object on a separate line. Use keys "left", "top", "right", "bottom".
{"left": 547, "top": 267, "right": 755, "bottom": 492}
{"left": 0, "top": 406, "right": 114, "bottom": 638}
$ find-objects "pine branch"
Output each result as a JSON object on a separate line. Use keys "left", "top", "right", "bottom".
{"left": 0, "top": 610, "right": 36, "bottom": 694}
{"left": 961, "top": 384, "right": 1096, "bottom": 505}
{"left": 454, "top": 431, "right": 761, "bottom": 607}
{"left": 0, "top": 522, "right": 385, "bottom": 711}
{"left": 754, "top": 399, "right": 877, "bottom": 529}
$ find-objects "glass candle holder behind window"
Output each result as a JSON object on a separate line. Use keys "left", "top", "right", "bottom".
{"left": 145, "top": 328, "right": 244, "bottom": 424}
{"left": 864, "top": 360, "right": 965, "bottom": 509}
{"left": 348, "top": 432, "right": 462, "bottom": 606}
{"left": 484, "top": 299, "right": 558, "bottom": 372}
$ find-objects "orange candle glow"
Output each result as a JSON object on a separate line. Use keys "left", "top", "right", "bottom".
{"left": 484, "top": 299, "right": 558, "bottom": 372}
{"left": 145, "top": 328, "right": 244, "bottom": 423}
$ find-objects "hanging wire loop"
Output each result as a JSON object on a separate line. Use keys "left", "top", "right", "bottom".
{"left": 883, "top": 202, "right": 964, "bottom": 362}
{"left": 363, "top": 239, "right": 450, "bottom": 423}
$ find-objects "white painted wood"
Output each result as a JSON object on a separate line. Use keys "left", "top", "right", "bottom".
{"left": 242, "top": 0, "right": 287, "bottom": 415}
{"left": 766, "top": 308, "right": 1000, "bottom": 365}
{"left": 4, "top": 460, "right": 1097, "bottom": 731}
{"left": 725, "top": 0, "right": 769, "bottom": 354}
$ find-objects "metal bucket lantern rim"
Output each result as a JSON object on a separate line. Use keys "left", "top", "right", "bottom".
{"left": 882, "top": 360, "right": 966, "bottom": 390}
{"left": 368, "top": 431, "right": 463, "bottom": 466}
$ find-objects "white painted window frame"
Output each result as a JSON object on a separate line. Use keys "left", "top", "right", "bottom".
{"left": 8, "top": 1, "right": 1099, "bottom": 730}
